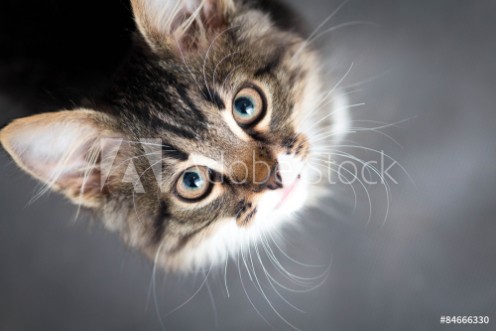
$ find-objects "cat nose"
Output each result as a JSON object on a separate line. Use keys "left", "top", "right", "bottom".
{"left": 264, "top": 166, "right": 283, "bottom": 191}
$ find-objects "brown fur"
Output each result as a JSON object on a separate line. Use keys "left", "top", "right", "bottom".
{"left": 0, "top": 0, "right": 328, "bottom": 272}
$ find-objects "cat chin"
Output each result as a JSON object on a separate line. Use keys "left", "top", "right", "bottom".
{"left": 166, "top": 202, "right": 310, "bottom": 273}
{"left": 166, "top": 156, "right": 310, "bottom": 273}
{"left": 167, "top": 205, "right": 305, "bottom": 273}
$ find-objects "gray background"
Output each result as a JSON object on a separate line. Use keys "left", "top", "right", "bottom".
{"left": 1, "top": 0, "right": 495, "bottom": 330}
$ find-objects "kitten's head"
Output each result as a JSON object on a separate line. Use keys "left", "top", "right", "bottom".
{"left": 0, "top": 0, "right": 347, "bottom": 272}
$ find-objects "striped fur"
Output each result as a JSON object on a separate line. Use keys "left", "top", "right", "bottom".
{"left": 0, "top": 0, "right": 349, "bottom": 272}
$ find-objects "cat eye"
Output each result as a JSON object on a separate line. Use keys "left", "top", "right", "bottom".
{"left": 232, "top": 85, "right": 266, "bottom": 127}
{"left": 175, "top": 166, "right": 212, "bottom": 201}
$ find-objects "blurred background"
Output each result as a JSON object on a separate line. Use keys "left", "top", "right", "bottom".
{"left": 1, "top": 0, "right": 495, "bottom": 330}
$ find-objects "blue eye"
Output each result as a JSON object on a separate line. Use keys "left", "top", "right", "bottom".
{"left": 176, "top": 166, "right": 211, "bottom": 200}
{"left": 233, "top": 86, "right": 265, "bottom": 126}
{"left": 182, "top": 171, "right": 204, "bottom": 190}
{"left": 234, "top": 97, "right": 256, "bottom": 118}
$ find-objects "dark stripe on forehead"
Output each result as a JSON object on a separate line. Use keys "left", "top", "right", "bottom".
{"left": 254, "top": 47, "right": 286, "bottom": 78}
{"left": 162, "top": 144, "right": 189, "bottom": 161}
{"left": 175, "top": 83, "right": 207, "bottom": 124}
{"left": 202, "top": 87, "right": 226, "bottom": 110}
{"left": 109, "top": 47, "right": 210, "bottom": 135}
{"left": 155, "top": 120, "right": 197, "bottom": 139}
{"left": 152, "top": 200, "right": 171, "bottom": 244}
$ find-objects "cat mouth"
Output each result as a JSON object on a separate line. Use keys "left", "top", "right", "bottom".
{"left": 275, "top": 174, "right": 301, "bottom": 209}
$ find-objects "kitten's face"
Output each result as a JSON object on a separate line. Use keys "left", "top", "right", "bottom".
{"left": 0, "top": 0, "right": 346, "bottom": 272}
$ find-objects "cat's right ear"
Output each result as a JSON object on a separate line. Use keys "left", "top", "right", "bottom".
{"left": 0, "top": 110, "right": 123, "bottom": 208}
{"left": 131, "top": 0, "right": 235, "bottom": 53}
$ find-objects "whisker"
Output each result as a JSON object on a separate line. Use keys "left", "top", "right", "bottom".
{"left": 205, "top": 279, "right": 219, "bottom": 329}
{"left": 307, "top": 102, "right": 365, "bottom": 132}
{"left": 312, "top": 157, "right": 374, "bottom": 223}
{"left": 240, "top": 239, "right": 255, "bottom": 284}
{"left": 293, "top": 0, "right": 351, "bottom": 60}
{"left": 343, "top": 69, "right": 392, "bottom": 90}
{"left": 237, "top": 251, "right": 275, "bottom": 330}
{"left": 254, "top": 239, "right": 306, "bottom": 313}
{"left": 313, "top": 149, "right": 393, "bottom": 225}
{"left": 299, "top": 62, "right": 355, "bottom": 126}
{"left": 310, "top": 158, "right": 358, "bottom": 213}
{"left": 148, "top": 240, "right": 167, "bottom": 331}
{"left": 251, "top": 239, "right": 302, "bottom": 331}
{"left": 265, "top": 231, "right": 325, "bottom": 268}
{"left": 166, "top": 266, "right": 212, "bottom": 316}
{"left": 319, "top": 144, "right": 415, "bottom": 185}
{"left": 309, "top": 21, "right": 378, "bottom": 46}
{"left": 262, "top": 232, "right": 327, "bottom": 286}
{"left": 316, "top": 62, "right": 354, "bottom": 109}
{"left": 224, "top": 254, "right": 230, "bottom": 298}
{"left": 261, "top": 235, "right": 332, "bottom": 293}
{"left": 259, "top": 232, "right": 325, "bottom": 286}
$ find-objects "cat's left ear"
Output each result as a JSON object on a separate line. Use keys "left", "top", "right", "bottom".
{"left": 0, "top": 110, "right": 122, "bottom": 207}
{"left": 131, "top": 0, "right": 235, "bottom": 53}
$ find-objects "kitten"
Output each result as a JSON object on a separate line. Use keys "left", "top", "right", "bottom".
{"left": 0, "top": 0, "right": 349, "bottom": 272}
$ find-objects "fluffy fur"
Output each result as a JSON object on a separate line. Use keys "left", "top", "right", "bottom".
{"left": 0, "top": 0, "right": 348, "bottom": 272}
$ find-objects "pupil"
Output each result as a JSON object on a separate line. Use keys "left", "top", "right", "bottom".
{"left": 183, "top": 171, "right": 203, "bottom": 190}
{"left": 235, "top": 97, "right": 254, "bottom": 117}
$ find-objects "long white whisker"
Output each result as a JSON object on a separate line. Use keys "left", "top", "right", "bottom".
{"left": 319, "top": 144, "right": 415, "bottom": 185}
{"left": 251, "top": 239, "right": 302, "bottom": 331}
{"left": 310, "top": 158, "right": 359, "bottom": 214}
{"left": 265, "top": 231, "right": 324, "bottom": 268}
{"left": 261, "top": 234, "right": 332, "bottom": 293}
{"left": 254, "top": 239, "right": 306, "bottom": 313}
{"left": 166, "top": 266, "right": 212, "bottom": 316}
{"left": 293, "top": 0, "right": 351, "bottom": 59}
{"left": 237, "top": 251, "right": 275, "bottom": 330}
{"left": 313, "top": 149, "right": 392, "bottom": 225}
{"left": 308, "top": 102, "right": 365, "bottom": 132}
{"left": 309, "top": 21, "right": 378, "bottom": 46}
{"left": 300, "top": 62, "right": 354, "bottom": 126}
{"left": 148, "top": 240, "right": 167, "bottom": 331}
{"left": 224, "top": 254, "right": 230, "bottom": 298}
{"left": 205, "top": 279, "right": 219, "bottom": 329}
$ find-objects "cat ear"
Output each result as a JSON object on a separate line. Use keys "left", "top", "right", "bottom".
{"left": 0, "top": 110, "right": 121, "bottom": 207}
{"left": 131, "top": 0, "right": 235, "bottom": 53}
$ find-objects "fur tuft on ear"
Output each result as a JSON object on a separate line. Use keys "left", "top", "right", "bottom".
{"left": 0, "top": 110, "right": 121, "bottom": 207}
{"left": 131, "top": 0, "right": 235, "bottom": 53}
